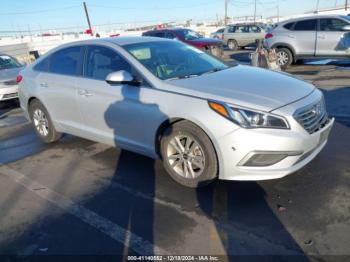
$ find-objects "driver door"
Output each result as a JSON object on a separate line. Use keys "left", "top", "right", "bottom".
{"left": 77, "top": 45, "right": 149, "bottom": 152}
{"left": 316, "top": 18, "right": 350, "bottom": 56}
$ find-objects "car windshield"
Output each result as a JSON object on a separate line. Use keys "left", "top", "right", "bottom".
{"left": 176, "top": 29, "right": 203, "bottom": 40}
{"left": 0, "top": 55, "right": 22, "bottom": 70}
{"left": 124, "top": 41, "right": 229, "bottom": 80}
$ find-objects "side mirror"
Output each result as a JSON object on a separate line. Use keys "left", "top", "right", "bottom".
{"left": 342, "top": 25, "right": 350, "bottom": 31}
{"left": 105, "top": 70, "right": 140, "bottom": 86}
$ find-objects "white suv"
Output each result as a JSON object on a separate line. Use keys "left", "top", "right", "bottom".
{"left": 264, "top": 15, "right": 350, "bottom": 68}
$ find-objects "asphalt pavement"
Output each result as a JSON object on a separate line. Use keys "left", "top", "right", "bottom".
{"left": 0, "top": 52, "right": 349, "bottom": 261}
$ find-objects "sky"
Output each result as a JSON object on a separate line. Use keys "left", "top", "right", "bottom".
{"left": 0, "top": 0, "right": 347, "bottom": 32}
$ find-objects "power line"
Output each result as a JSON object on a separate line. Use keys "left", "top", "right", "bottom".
{"left": 0, "top": 6, "right": 80, "bottom": 15}
{"left": 89, "top": 1, "right": 219, "bottom": 10}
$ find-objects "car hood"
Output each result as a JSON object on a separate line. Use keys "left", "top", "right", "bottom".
{"left": 188, "top": 38, "right": 223, "bottom": 45}
{"left": 0, "top": 67, "right": 23, "bottom": 82}
{"left": 167, "top": 65, "right": 315, "bottom": 112}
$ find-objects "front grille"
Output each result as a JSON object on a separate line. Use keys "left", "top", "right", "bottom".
{"left": 3, "top": 80, "right": 17, "bottom": 86}
{"left": 294, "top": 98, "right": 329, "bottom": 134}
{"left": 3, "top": 92, "right": 18, "bottom": 99}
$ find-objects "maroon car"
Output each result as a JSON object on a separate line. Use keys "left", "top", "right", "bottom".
{"left": 142, "top": 28, "right": 223, "bottom": 57}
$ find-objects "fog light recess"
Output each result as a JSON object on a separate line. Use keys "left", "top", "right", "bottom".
{"left": 239, "top": 151, "right": 303, "bottom": 167}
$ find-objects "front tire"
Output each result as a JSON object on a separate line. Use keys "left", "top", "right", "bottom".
{"left": 227, "top": 39, "right": 238, "bottom": 51}
{"left": 29, "top": 99, "right": 62, "bottom": 143}
{"left": 160, "top": 120, "right": 218, "bottom": 188}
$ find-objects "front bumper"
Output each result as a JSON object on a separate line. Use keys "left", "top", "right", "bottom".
{"left": 217, "top": 116, "right": 334, "bottom": 181}
{"left": 0, "top": 85, "right": 19, "bottom": 101}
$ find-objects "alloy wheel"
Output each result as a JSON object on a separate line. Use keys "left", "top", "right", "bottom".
{"left": 277, "top": 51, "right": 289, "bottom": 66}
{"left": 228, "top": 41, "right": 236, "bottom": 50}
{"left": 33, "top": 109, "right": 49, "bottom": 136}
{"left": 166, "top": 134, "right": 206, "bottom": 179}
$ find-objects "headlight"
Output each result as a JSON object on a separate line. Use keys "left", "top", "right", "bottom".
{"left": 208, "top": 101, "right": 289, "bottom": 129}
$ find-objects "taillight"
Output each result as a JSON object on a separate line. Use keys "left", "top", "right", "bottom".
{"left": 265, "top": 33, "right": 273, "bottom": 39}
{"left": 16, "top": 75, "right": 23, "bottom": 84}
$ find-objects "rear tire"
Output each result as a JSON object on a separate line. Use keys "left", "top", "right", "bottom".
{"left": 276, "top": 47, "right": 293, "bottom": 69}
{"left": 227, "top": 39, "right": 238, "bottom": 51}
{"left": 29, "top": 99, "right": 62, "bottom": 143}
{"left": 160, "top": 120, "right": 218, "bottom": 188}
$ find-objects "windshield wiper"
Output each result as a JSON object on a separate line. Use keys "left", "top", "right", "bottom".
{"left": 201, "top": 68, "right": 224, "bottom": 75}
{"left": 166, "top": 74, "right": 200, "bottom": 81}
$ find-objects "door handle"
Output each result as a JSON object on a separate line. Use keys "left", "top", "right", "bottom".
{"left": 317, "top": 35, "right": 325, "bottom": 39}
{"left": 287, "top": 35, "right": 295, "bottom": 39}
{"left": 40, "top": 82, "right": 48, "bottom": 88}
{"left": 78, "top": 90, "right": 93, "bottom": 97}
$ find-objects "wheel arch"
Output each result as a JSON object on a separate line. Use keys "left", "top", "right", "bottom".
{"left": 271, "top": 43, "right": 296, "bottom": 61}
{"left": 154, "top": 117, "right": 221, "bottom": 176}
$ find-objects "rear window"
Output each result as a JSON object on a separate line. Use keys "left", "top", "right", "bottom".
{"left": 293, "top": 19, "right": 317, "bottom": 31}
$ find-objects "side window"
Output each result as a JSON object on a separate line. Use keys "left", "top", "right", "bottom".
{"left": 249, "top": 26, "right": 261, "bottom": 33}
{"left": 50, "top": 46, "right": 82, "bottom": 76}
{"left": 320, "top": 19, "right": 348, "bottom": 31}
{"left": 283, "top": 22, "right": 295, "bottom": 30}
{"left": 293, "top": 19, "right": 317, "bottom": 31}
{"left": 154, "top": 32, "right": 165, "bottom": 38}
{"left": 228, "top": 26, "right": 236, "bottom": 33}
{"left": 165, "top": 32, "right": 176, "bottom": 39}
{"left": 85, "top": 46, "right": 132, "bottom": 81}
{"left": 218, "top": 28, "right": 225, "bottom": 33}
{"left": 235, "top": 26, "right": 249, "bottom": 33}
{"left": 33, "top": 57, "right": 49, "bottom": 72}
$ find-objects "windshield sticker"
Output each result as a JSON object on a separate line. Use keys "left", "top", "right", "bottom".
{"left": 130, "top": 48, "right": 151, "bottom": 60}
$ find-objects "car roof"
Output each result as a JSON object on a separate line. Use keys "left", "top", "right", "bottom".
{"left": 104, "top": 36, "right": 170, "bottom": 45}
{"left": 279, "top": 14, "right": 347, "bottom": 25}
{"left": 144, "top": 27, "right": 191, "bottom": 33}
{"left": 53, "top": 36, "right": 171, "bottom": 49}
{"left": 227, "top": 23, "right": 262, "bottom": 26}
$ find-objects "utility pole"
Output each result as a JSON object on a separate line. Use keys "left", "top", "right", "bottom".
{"left": 346, "top": 0, "right": 348, "bottom": 11}
{"left": 224, "top": 0, "right": 228, "bottom": 25}
{"left": 316, "top": 0, "right": 320, "bottom": 13}
{"left": 254, "top": 0, "right": 257, "bottom": 23}
{"left": 277, "top": 0, "right": 280, "bottom": 22}
{"left": 83, "top": 2, "right": 93, "bottom": 35}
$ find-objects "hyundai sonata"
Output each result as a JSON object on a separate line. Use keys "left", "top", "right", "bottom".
{"left": 18, "top": 37, "right": 334, "bottom": 187}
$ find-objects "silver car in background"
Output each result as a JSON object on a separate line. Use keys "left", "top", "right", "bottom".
{"left": 0, "top": 54, "right": 24, "bottom": 102}
{"left": 18, "top": 37, "right": 333, "bottom": 187}
{"left": 264, "top": 15, "right": 350, "bottom": 68}
{"left": 223, "top": 23, "right": 266, "bottom": 50}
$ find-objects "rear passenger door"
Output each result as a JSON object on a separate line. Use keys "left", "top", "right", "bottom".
{"left": 290, "top": 19, "right": 317, "bottom": 55}
{"left": 34, "top": 46, "right": 84, "bottom": 132}
{"left": 316, "top": 18, "right": 350, "bottom": 56}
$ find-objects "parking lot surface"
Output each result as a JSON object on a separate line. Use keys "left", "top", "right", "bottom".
{"left": 0, "top": 51, "right": 350, "bottom": 260}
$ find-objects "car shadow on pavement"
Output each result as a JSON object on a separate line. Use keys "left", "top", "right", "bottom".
{"left": 0, "top": 99, "right": 20, "bottom": 118}
{"left": 196, "top": 181, "right": 308, "bottom": 259}
{"left": 101, "top": 83, "right": 169, "bottom": 256}
{"left": 322, "top": 86, "right": 350, "bottom": 128}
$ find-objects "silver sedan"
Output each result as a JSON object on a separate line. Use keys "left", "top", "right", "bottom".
{"left": 0, "top": 54, "right": 24, "bottom": 101}
{"left": 18, "top": 37, "right": 334, "bottom": 187}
